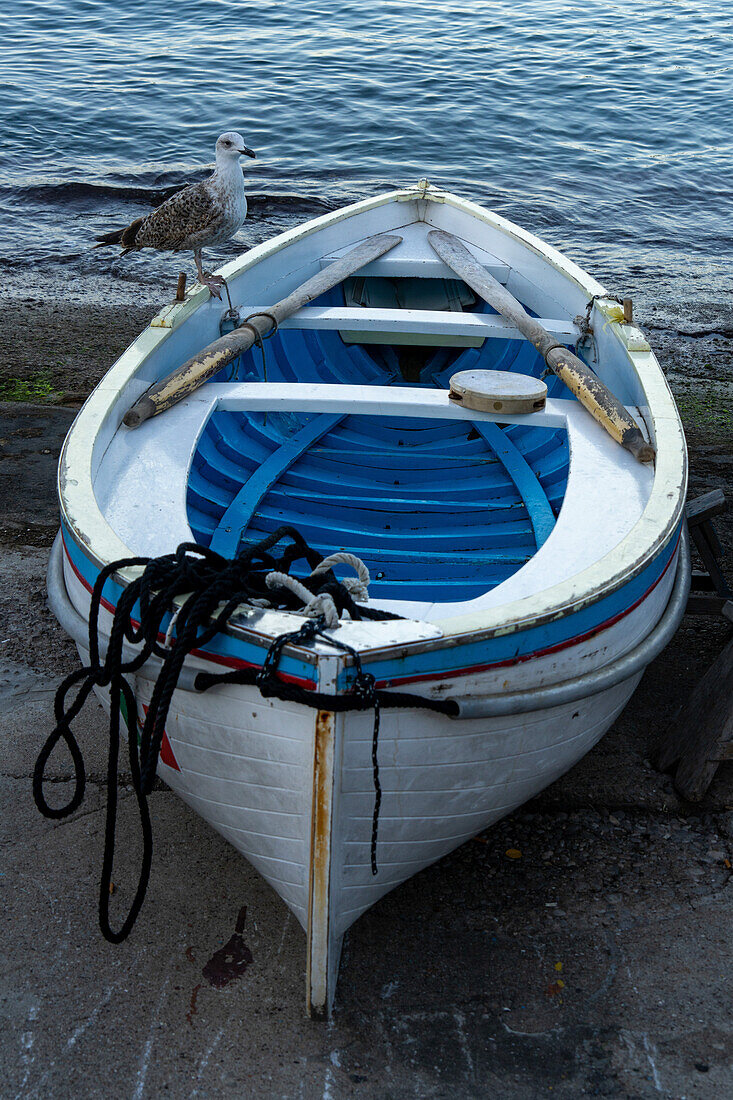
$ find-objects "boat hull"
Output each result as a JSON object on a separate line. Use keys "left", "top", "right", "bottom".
{"left": 59, "top": 530, "right": 682, "bottom": 1015}
{"left": 48, "top": 184, "right": 689, "bottom": 1016}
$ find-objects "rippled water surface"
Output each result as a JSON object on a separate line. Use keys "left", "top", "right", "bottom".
{"left": 2, "top": 0, "right": 733, "bottom": 318}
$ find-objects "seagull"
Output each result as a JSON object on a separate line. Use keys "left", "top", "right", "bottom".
{"left": 94, "top": 131, "right": 256, "bottom": 298}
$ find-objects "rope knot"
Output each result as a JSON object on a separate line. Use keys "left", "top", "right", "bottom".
{"left": 352, "top": 670, "right": 376, "bottom": 705}
{"left": 34, "top": 527, "right": 403, "bottom": 945}
{"left": 310, "top": 553, "right": 371, "bottom": 604}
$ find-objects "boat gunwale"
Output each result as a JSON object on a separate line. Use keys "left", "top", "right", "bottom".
{"left": 50, "top": 528, "right": 688, "bottom": 733}
{"left": 57, "top": 184, "right": 688, "bottom": 662}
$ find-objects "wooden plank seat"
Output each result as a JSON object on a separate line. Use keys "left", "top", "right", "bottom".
{"left": 237, "top": 304, "right": 579, "bottom": 344}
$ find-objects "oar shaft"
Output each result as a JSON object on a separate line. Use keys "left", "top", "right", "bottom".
{"left": 428, "top": 229, "right": 655, "bottom": 463}
{"left": 124, "top": 233, "right": 403, "bottom": 428}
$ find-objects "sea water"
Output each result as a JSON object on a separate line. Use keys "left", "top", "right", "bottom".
{"left": 1, "top": 0, "right": 732, "bottom": 336}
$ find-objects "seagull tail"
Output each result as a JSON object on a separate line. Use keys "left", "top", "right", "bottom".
{"left": 93, "top": 218, "right": 145, "bottom": 250}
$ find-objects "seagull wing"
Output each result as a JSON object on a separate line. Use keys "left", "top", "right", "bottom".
{"left": 134, "top": 181, "right": 223, "bottom": 251}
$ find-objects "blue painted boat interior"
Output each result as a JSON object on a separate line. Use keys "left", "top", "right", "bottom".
{"left": 187, "top": 282, "right": 573, "bottom": 602}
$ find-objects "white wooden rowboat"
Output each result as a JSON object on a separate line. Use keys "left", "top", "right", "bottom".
{"left": 46, "top": 182, "right": 688, "bottom": 1016}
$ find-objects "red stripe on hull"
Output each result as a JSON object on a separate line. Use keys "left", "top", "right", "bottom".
{"left": 61, "top": 528, "right": 679, "bottom": 694}
{"left": 61, "top": 533, "right": 318, "bottom": 690}
{"left": 138, "top": 704, "right": 181, "bottom": 771}
{"left": 378, "top": 534, "right": 680, "bottom": 689}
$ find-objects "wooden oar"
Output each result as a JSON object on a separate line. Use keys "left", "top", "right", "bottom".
{"left": 428, "top": 229, "right": 655, "bottom": 463}
{"left": 124, "top": 232, "right": 403, "bottom": 428}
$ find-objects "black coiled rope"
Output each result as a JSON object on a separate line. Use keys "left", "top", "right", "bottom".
{"left": 33, "top": 526, "right": 456, "bottom": 942}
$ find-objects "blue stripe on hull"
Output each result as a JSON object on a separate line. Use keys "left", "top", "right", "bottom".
{"left": 352, "top": 529, "right": 680, "bottom": 689}
{"left": 60, "top": 519, "right": 680, "bottom": 691}
{"left": 60, "top": 526, "right": 320, "bottom": 689}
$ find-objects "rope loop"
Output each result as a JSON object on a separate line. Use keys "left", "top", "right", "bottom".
{"left": 243, "top": 311, "right": 279, "bottom": 339}
{"left": 576, "top": 292, "right": 626, "bottom": 340}
{"left": 236, "top": 313, "right": 279, "bottom": 384}
{"left": 33, "top": 528, "right": 395, "bottom": 942}
{"left": 265, "top": 570, "right": 314, "bottom": 605}
{"left": 34, "top": 527, "right": 456, "bottom": 941}
{"left": 302, "top": 593, "right": 339, "bottom": 628}
{"left": 311, "top": 552, "right": 370, "bottom": 603}
{"left": 542, "top": 342, "right": 569, "bottom": 368}
{"left": 236, "top": 322, "right": 265, "bottom": 348}
{"left": 266, "top": 571, "right": 340, "bottom": 627}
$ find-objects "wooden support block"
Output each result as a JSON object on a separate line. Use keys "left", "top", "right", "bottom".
{"left": 690, "top": 524, "right": 733, "bottom": 600}
{"left": 654, "top": 633, "right": 733, "bottom": 801}
{"left": 685, "top": 488, "right": 726, "bottom": 526}
{"left": 704, "top": 521, "right": 724, "bottom": 560}
{"left": 690, "top": 569, "right": 716, "bottom": 592}
{"left": 686, "top": 593, "right": 729, "bottom": 616}
{"left": 683, "top": 490, "right": 732, "bottom": 607}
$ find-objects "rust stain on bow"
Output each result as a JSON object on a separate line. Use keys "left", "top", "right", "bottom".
{"left": 306, "top": 709, "right": 335, "bottom": 1019}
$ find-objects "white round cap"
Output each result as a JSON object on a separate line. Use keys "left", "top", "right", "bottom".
{"left": 448, "top": 369, "right": 547, "bottom": 414}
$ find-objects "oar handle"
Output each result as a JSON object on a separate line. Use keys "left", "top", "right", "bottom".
{"left": 428, "top": 229, "right": 655, "bottom": 464}
{"left": 123, "top": 233, "right": 403, "bottom": 428}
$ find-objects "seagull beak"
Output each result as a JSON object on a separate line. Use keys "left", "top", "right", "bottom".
{"left": 240, "top": 147, "right": 256, "bottom": 158}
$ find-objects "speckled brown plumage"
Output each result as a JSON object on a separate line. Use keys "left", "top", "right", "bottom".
{"left": 94, "top": 131, "right": 255, "bottom": 297}
{"left": 105, "top": 178, "right": 241, "bottom": 254}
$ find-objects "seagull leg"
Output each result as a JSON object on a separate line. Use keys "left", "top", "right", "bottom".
{"left": 193, "top": 249, "right": 224, "bottom": 300}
